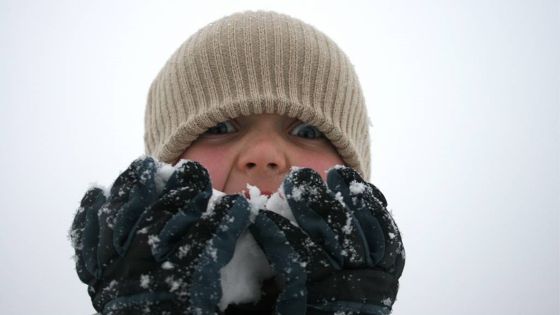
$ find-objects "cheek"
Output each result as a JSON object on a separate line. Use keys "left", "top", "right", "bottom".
{"left": 178, "top": 144, "right": 232, "bottom": 190}
{"left": 292, "top": 150, "right": 346, "bottom": 181}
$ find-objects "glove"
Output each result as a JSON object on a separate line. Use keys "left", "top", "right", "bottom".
{"left": 249, "top": 166, "right": 405, "bottom": 315}
{"left": 69, "top": 156, "right": 251, "bottom": 314}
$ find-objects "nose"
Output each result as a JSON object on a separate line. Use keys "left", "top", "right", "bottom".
{"left": 236, "top": 132, "right": 289, "bottom": 176}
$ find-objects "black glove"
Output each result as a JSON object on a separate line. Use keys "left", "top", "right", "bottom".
{"left": 249, "top": 166, "right": 405, "bottom": 315}
{"left": 70, "top": 156, "right": 251, "bottom": 314}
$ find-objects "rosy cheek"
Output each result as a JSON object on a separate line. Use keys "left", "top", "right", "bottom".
{"left": 179, "top": 144, "right": 231, "bottom": 191}
{"left": 292, "top": 151, "right": 345, "bottom": 181}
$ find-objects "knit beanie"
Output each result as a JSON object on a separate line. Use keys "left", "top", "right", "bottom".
{"left": 144, "top": 10, "right": 371, "bottom": 179}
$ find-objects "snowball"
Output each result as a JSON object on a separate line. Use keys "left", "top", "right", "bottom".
{"left": 243, "top": 183, "right": 297, "bottom": 225}
{"left": 218, "top": 231, "right": 274, "bottom": 310}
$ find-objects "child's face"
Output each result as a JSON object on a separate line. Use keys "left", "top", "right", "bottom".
{"left": 177, "top": 114, "right": 345, "bottom": 195}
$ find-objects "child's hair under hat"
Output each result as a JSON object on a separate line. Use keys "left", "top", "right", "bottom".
{"left": 144, "top": 10, "right": 372, "bottom": 179}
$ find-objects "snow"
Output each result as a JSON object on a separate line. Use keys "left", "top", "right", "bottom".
{"left": 85, "top": 182, "right": 111, "bottom": 199}
{"left": 349, "top": 180, "right": 366, "bottom": 195}
{"left": 140, "top": 274, "right": 151, "bottom": 288}
{"left": 207, "top": 240, "right": 218, "bottom": 262}
{"left": 341, "top": 212, "right": 354, "bottom": 235}
{"left": 218, "top": 231, "right": 274, "bottom": 310}
{"left": 265, "top": 186, "right": 297, "bottom": 225}
{"left": 334, "top": 191, "right": 346, "bottom": 207}
{"left": 154, "top": 160, "right": 176, "bottom": 193}
{"left": 165, "top": 275, "right": 183, "bottom": 292}
{"left": 290, "top": 185, "right": 304, "bottom": 201}
{"left": 244, "top": 183, "right": 297, "bottom": 225}
{"left": 202, "top": 189, "right": 225, "bottom": 219}
{"left": 381, "top": 297, "right": 392, "bottom": 306}
{"left": 161, "top": 261, "right": 174, "bottom": 270}
{"left": 136, "top": 227, "right": 148, "bottom": 234}
{"left": 245, "top": 184, "right": 268, "bottom": 220}
{"left": 177, "top": 243, "right": 191, "bottom": 259}
{"left": 326, "top": 164, "right": 346, "bottom": 172}
{"left": 147, "top": 235, "right": 160, "bottom": 247}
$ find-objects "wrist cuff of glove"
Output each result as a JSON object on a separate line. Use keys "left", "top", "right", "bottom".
{"left": 99, "top": 292, "right": 181, "bottom": 315}
{"left": 307, "top": 269, "right": 398, "bottom": 313}
{"left": 307, "top": 302, "right": 391, "bottom": 315}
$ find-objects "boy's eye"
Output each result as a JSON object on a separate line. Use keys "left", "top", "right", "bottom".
{"left": 204, "top": 121, "right": 237, "bottom": 135}
{"left": 291, "top": 122, "right": 325, "bottom": 139}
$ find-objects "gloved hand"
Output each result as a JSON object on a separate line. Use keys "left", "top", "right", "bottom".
{"left": 249, "top": 166, "right": 405, "bottom": 315}
{"left": 69, "top": 156, "right": 251, "bottom": 315}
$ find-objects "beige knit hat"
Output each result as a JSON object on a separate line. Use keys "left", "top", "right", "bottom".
{"left": 144, "top": 10, "right": 371, "bottom": 179}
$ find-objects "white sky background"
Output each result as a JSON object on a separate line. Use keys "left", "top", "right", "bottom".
{"left": 1, "top": 0, "right": 558, "bottom": 313}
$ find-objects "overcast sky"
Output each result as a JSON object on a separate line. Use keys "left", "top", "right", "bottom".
{"left": 0, "top": 0, "right": 558, "bottom": 314}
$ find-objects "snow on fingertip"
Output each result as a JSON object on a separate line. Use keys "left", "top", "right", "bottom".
{"left": 154, "top": 160, "right": 176, "bottom": 194}
{"left": 289, "top": 165, "right": 303, "bottom": 172}
{"left": 349, "top": 180, "right": 366, "bottom": 195}
{"left": 266, "top": 187, "right": 298, "bottom": 226}
{"left": 325, "top": 164, "right": 347, "bottom": 174}
{"left": 86, "top": 182, "right": 111, "bottom": 198}
{"left": 202, "top": 189, "right": 226, "bottom": 218}
{"left": 244, "top": 184, "right": 269, "bottom": 221}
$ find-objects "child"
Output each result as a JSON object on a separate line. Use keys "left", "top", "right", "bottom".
{"left": 70, "top": 10, "right": 405, "bottom": 315}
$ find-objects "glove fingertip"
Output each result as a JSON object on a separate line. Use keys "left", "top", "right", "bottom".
{"left": 70, "top": 188, "right": 103, "bottom": 244}
{"left": 250, "top": 210, "right": 288, "bottom": 249}
{"left": 225, "top": 194, "right": 251, "bottom": 224}
{"left": 108, "top": 157, "right": 157, "bottom": 204}
{"left": 368, "top": 182, "right": 388, "bottom": 208}
{"left": 325, "top": 168, "right": 350, "bottom": 198}
{"left": 70, "top": 187, "right": 107, "bottom": 281}
{"left": 284, "top": 167, "right": 323, "bottom": 189}
{"left": 164, "top": 160, "right": 212, "bottom": 196}
{"left": 283, "top": 168, "right": 329, "bottom": 215}
{"left": 80, "top": 187, "right": 108, "bottom": 207}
